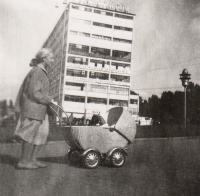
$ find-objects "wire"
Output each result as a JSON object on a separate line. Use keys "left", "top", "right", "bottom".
{"left": 132, "top": 58, "right": 200, "bottom": 76}
{"left": 133, "top": 86, "right": 183, "bottom": 91}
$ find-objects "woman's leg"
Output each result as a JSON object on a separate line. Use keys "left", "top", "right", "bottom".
{"left": 17, "top": 141, "right": 38, "bottom": 169}
{"left": 19, "top": 141, "right": 33, "bottom": 164}
{"left": 30, "top": 145, "right": 47, "bottom": 167}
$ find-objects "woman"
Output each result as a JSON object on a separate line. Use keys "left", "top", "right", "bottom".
{"left": 14, "top": 48, "right": 54, "bottom": 169}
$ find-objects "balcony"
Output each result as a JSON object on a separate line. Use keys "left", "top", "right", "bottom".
{"left": 67, "top": 63, "right": 88, "bottom": 69}
{"left": 90, "top": 53, "right": 111, "bottom": 59}
{"left": 89, "top": 66, "right": 109, "bottom": 72}
{"left": 88, "top": 78, "right": 109, "bottom": 84}
{"left": 66, "top": 76, "right": 87, "bottom": 82}
{"left": 68, "top": 50, "right": 89, "bottom": 57}
{"left": 119, "top": 81, "right": 130, "bottom": 86}
{"left": 111, "top": 56, "right": 131, "bottom": 62}
{"left": 64, "top": 85, "right": 86, "bottom": 91}
{"left": 110, "top": 81, "right": 121, "bottom": 85}
{"left": 88, "top": 88, "right": 107, "bottom": 93}
{"left": 109, "top": 90, "right": 128, "bottom": 95}
{"left": 110, "top": 69, "right": 130, "bottom": 74}
{"left": 110, "top": 81, "right": 130, "bottom": 86}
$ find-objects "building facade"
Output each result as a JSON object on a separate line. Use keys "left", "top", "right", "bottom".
{"left": 43, "top": 0, "right": 139, "bottom": 119}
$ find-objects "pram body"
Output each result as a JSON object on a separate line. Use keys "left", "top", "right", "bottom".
{"left": 55, "top": 106, "right": 136, "bottom": 168}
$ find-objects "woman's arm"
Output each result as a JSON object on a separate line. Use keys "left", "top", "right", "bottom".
{"left": 28, "top": 68, "right": 52, "bottom": 105}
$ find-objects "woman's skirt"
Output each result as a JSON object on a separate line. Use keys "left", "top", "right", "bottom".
{"left": 14, "top": 115, "right": 49, "bottom": 145}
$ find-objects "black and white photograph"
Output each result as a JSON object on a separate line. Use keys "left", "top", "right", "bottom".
{"left": 0, "top": 0, "right": 200, "bottom": 195}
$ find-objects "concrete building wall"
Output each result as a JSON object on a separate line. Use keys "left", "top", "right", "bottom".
{"left": 43, "top": 2, "right": 139, "bottom": 119}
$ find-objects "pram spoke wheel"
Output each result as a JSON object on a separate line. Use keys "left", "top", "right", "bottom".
{"left": 82, "top": 150, "right": 100, "bottom": 169}
{"left": 110, "top": 150, "right": 125, "bottom": 167}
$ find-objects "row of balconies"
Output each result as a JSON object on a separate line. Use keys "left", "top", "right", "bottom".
{"left": 65, "top": 76, "right": 130, "bottom": 85}
{"left": 61, "top": 102, "right": 130, "bottom": 116}
{"left": 65, "top": 86, "right": 129, "bottom": 95}
{"left": 87, "top": 78, "right": 108, "bottom": 83}
{"left": 67, "top": 63, "right": 131, "bottom": 74}
{"left": 68, "top": 50, "right": 131, "bottom": 62}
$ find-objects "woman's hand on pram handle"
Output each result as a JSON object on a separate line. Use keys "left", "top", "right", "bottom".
{"left": 51, "top": 99, "right": 58, "bottom": 106}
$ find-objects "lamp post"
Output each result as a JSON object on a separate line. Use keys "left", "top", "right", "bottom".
{"left": 179, "top": 69, "right": 191, "bottom": 129}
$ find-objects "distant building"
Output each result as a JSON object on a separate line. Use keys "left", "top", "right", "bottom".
{"left": 42, "top": 0, "right": 139, "bottom": 119}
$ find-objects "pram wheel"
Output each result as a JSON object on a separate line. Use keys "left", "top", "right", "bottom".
{"left": 68, "top": 149, "right": 81, "bottom": 164}
{"left": 82, "top": 150, "right": 100, "bottom": 169}
{"left": 110, "top": 149, "right": 125, "bottom": 167}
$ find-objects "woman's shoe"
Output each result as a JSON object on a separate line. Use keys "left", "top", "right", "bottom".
{"left": 32, "top": 161, "right": 47, "bottom": 168}
{"left": 17, "top": 162, "right": 38, "bottom": 170}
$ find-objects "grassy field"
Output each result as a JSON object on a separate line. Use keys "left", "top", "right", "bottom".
{"left": 0, "top": 124, "right": 200, "bottom": 143}
{"left": 0, "top": 124, "right": 64, "bottom": 143}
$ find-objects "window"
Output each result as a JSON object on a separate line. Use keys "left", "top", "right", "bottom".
{"left": 90, "top": 59, "right": 110, "bottom": 68}
{"left": 94, "top": 9, "right": 101, "bottom": 14}
{"left": 68, "top": 43, "right": 89, "bottom": 56}
{"left": 70, "top": 30, "right": 90, "bottom": 37}
{"left": 92, "top": 34, "right": 111, "bottom": 41}
{"left": 115, "top": 13, "right": 133, "bottom": 20}
{"left": 91, "top": 47, "right": 110, "bottom": 58}
{"left": 109, "top": 99, "right": 128, "bottom": 107}
{"left": 89, "top": 72, "right": 109, "bottom": 80}
{"left": 65, "top": 82, "right": 86, "bottom": 91}
{"left": 88, "top": 84, "right": 108, "bottom": 93}
{"left": 111, "top": 74, "right": 130, "bottom": 82}
{"left": 94, "top": 9, "right": 113, "bottom": 16}
{"left": 130, "top": 99, "right": 138, "bottom": 104}
{"left": 111, "top": 62, "right": 130, "bottom": 69}
{"left": 72, "top": 5, "right": 79, "bottom": 10}
{"left": 64, "top": 95, "right": 85, "bottom": 103}
{"left": 87, "top": 97, "right": 107, "bottom": 104}
{"left": 68, "top": 56, "right": 88, "bottom": 65}
{"left": 72, "top": 5, "right": 92, "bottom": 12}
{"left": 93, "top": 22, "right": 112, "bottom": 28}
{"left": 112, "top": 50, "right": 131, "bottom": 60}
{"left": 71, "top": 18, "right": 91, "bottom": 25}
{"left": 113, "top": 38, "right": 132, "bottom": 44}
{"left": 67, "top": 69, "right": 87, "bottom": 77}
{"left": 110, "top": 87, "right": 128, "bottom": 95}
{"left": 114, "top": 26, "right": 132, "bottom": 32}
{"left": 70, "top": 30, "right": 77, "bottom": 35}
{"left": 84, "top": 7, "right": 92, "bottom": 12}
{"left": 106, "top": 12, "right": 113, "bottom": 16}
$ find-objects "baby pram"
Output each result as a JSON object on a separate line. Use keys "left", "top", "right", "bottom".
{"left": 51, "top": 105, "right": 136, "bottom": 169}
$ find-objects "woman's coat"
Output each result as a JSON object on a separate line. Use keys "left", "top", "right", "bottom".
{"left": 15, "top": 64, "right": 52, "bottom": 121}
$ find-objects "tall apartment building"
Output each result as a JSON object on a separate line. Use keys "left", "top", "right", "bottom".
{"left": 43, "top": 0, "right": 139, "bottom": 119}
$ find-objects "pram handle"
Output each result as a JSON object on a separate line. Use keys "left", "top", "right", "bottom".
{"left": 50, "top": 103, "right": 71, "bottom": 127}
{"left": 103, "top": 126, "right": 132, "bottom": 144}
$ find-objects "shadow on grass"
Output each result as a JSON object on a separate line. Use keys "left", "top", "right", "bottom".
{"left": 0, "top": 154, "right": 18, "bottom": 166}
{"left": 39, "top": 156, "right": 86, "bottom": 168}
{"left": 39, "top": 156, "right": 69, "bottom": 165}
{"left": 38, "top": 156, "right": 112, "bottom": 169}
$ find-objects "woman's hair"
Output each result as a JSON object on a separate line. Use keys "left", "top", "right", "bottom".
{"left": 30, "top": 48, "right": 53, "bottom": 67}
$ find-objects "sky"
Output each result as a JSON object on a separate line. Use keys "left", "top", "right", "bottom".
{"left": 0, "top": 0, "right": 200, "bottom": 102}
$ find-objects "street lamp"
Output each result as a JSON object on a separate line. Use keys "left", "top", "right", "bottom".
{"left": 179, "top": 69, "right": 191, "bottom": 129}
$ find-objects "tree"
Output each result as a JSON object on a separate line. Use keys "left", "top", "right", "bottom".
{"left": 139, "top": 97, "right": 149, "bottom": 117}
{"left": 136, "top": 82, "right": 200, "bottom": 125}
{"left": 160, "top": 91, "right": 174, "bottom": 124}
{"left": 0, "top": 100, "right": 7, "bottom": 117}
{"left": 9, "top": 100, "right": 14, "bottom": 108}
{"left": 148, "top": 95, "right": 160, "bottom": 121}
{"left": 173, "top": 91, "right": 184, "bottom": 124}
